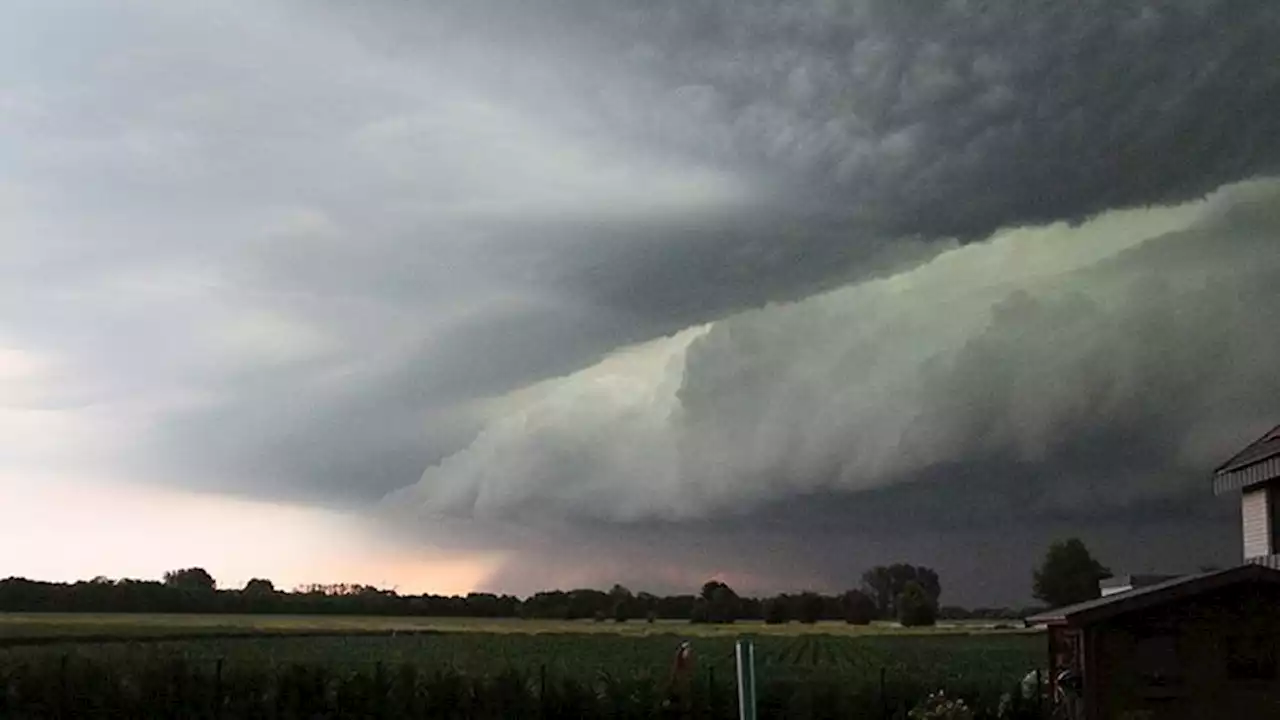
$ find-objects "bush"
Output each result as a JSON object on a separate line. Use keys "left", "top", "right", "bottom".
{"left": 908, "top": 690, "right": 974, "bottom": 720}
{"left": 898, "top": 581, "right": 937, "bottom": 627}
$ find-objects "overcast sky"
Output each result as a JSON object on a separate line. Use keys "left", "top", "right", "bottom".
{"left": 3, "top": 0, "right": 1279, "bottom": 606}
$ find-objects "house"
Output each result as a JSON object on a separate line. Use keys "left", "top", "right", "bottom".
{"left": 1028, "top": 565, "right": 1280, "bottom": 719}
{"left": 1099, "top": 575, "right": 1181, "bottom": 598}
{"left": 1026, "top": 424, "right": 1280, "bottom": 720}
{"left": 1213, "top": 423, "right": 1280, "bottom": 568}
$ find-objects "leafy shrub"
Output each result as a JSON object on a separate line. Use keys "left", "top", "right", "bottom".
{"left": 909, "top": 690, "right": 975, "bottom": 720}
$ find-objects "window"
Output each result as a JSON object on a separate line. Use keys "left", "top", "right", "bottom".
{"left": 1227, "top": 634, "right": 1277, "bottom": 681}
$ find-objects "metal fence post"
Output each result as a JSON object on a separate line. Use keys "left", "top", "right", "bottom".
{"left": 735, "top": 639, "right": 757, "bottom": 720}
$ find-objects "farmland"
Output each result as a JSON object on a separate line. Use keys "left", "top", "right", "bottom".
{"left": 0, "top": 614, "right": 1046, "bottom": 717}
{"left": 0, "top": 612, "right": 1029, "bottom": 641}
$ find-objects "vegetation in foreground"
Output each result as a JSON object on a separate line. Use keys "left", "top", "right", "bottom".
{"left": 0, "top": 613, "right": 1032, "bottom": 644}
{"left": 0, "top": 632, "right": 1046, "bottom": 718}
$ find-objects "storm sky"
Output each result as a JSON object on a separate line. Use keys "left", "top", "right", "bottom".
{"left": 3, "top": 0, "right": 1279, "bottom": 605}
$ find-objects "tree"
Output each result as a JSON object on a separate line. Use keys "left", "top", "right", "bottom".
{"left": 1032, "top": 538, "right": 1111, "bottom": 608}
{"left": 243, "top": 578, "right": 275, "bottom": 596}
{"left": 699, "top": 581, "right": 740, "bottom": 624}
{"left": 763, "top": 596, "right": 789, "bottom": 625}
{"left": 897, "top": 581, "right": 936, "bottom": 627}
{"left": 862, "top": 564, "right": 942, "bottom": 618}
{"left": 162, "top": 568, "right": 215, "bottom": 593}
{"left": 609, "top": 584, "right": 633, "bottom": 622}
{"left": 689, "top": 598, "right": 710, "bottom": 624}
{"left": 841, "top": 589, "right": 876, "bottom": 625}
{"left": 862, "top": 566, "right": 893, "bottom": 618}
{"left": 613, "top": 601, "right": 632, "bottom": 623}
{"left": 797, "top": 592, "right": 824, "bottom": 624}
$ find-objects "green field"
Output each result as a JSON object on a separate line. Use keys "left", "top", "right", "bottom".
{"left": 0, "top": 615, "right": 1047, "bottom": 717}
{"left": 0, "top": 612, "right": 1031, "bottom": 640}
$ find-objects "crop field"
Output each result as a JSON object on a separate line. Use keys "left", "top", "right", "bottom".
{"left": 0, "top": 616, "right": 1047, "bottom": 718}
{"left": 0, "top": 612, "right": 1027, "bottom": 641}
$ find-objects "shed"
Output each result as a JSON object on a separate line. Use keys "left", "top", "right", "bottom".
{"left": 1027, "top": 564, "right": 1280, "bottom": 720}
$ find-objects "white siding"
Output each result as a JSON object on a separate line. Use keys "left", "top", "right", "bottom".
{"left": 1242, "top": 486, "right": 1272, "bottom": 559}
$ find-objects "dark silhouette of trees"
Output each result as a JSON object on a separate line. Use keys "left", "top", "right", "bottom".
{"left": 841, "top": 589, "right": 876, "bottom": 625}
{"left": 897, "top": 581, "right": 937, "bottom": 627}
{"left": 243, "top": 578, "right": 275, "bottom": 596}
{"left": 163, "top": 568, "right": 216, "bottom": 593}
{"left": 797, "top": 592, "right": 824, "bottom": 624}
{"left": 861, "top": 564, "right": 941, "bottom": 618}
{"left": 698, "top": 581, "right": 740, "bottom": 624}
{"left": 609, "top": 584, "right": 634, "bottom": 622}
{"left": 763, "top": 596, "right": 789, "bottom": 624}
{"left": 1033, "top": 538, "right": 1111, "bottom": 608}
{"left": 0, "top": 565, "right": 965, "bottom": 623}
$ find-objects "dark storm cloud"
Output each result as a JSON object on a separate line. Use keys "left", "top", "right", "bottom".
{"left": 4, "top": 0, "right": 1280, "bottom": 601}
{"left": 406, "top": 0, "right": 1280, "bottom": 232}
{"left": 321, "top": 0, "right": 1280, "bottom": 321}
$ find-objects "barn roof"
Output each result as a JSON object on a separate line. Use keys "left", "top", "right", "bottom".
{"left": 1212, "top": 423, "right": 1280, "bottom": 495}
{"left": 1026, "top": 564, "right": 1280, "bottom": 627}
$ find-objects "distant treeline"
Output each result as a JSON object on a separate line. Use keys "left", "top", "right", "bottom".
{"left": 0, "top": 566, "right": 1039, "bottom": 623}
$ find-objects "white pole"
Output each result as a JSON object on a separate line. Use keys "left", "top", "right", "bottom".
{"left": 736, "top": 638, "right": 757, "bottom": 720}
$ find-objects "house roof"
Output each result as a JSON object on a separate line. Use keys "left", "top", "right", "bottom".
{"left": 1026, "top": 564, "right": 1280, "bottom": 627}
{"left": 1098, "top": 574, "right": 1180, "bottom": 590}
{"left": 1212, "top": 423, "right": 1280, "bottom": 495}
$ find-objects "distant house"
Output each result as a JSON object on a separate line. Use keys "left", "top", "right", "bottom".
{"left": 1099, "top": 575, "right": 1181, "bottom": 598}
{"left": 1027, "top": 425, "right": 1280, "bottom": 720}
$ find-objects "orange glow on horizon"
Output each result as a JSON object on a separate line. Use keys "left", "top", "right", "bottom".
{"left": 0, "top": 473, "right": 504, "bottom": 596}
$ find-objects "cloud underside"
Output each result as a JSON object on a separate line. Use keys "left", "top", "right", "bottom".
{"left": 393, "top": 179, "right": 1280, "bottom": 525}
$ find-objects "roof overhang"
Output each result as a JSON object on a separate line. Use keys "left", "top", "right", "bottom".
{"left": 1214, "top": 455, "right": 1280, "bottom": 495}
{"left": 1026, "top": 564, "right": 1280, "bottom": 628}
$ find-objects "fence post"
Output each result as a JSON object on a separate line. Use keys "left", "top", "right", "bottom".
{"left": 735, "top": 639, "right": 757, "bottom": 720}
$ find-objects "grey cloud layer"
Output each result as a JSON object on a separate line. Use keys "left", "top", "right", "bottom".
{"left": 3, "top": 0, "right": 1279, "bottom": 599}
